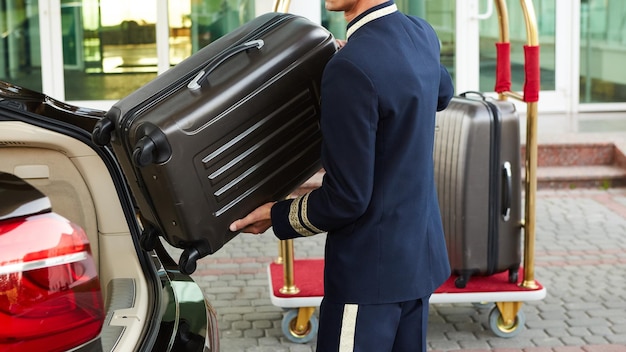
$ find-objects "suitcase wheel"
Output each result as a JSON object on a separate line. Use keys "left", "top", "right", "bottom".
{"left": 92, "top": 117, "right": 115, "bottom": 146}
{"left": 455, "top": 275, "right": 469, "bottom": 289}
{"left": 508, "top": 268, "right": 519, "bottom": 283}
{"left": 140, "top": 226, "right": 159, "bottom": 251}
{"left": 179, "top": 248, "right": 201, "bottom": 275}
{"left": 132, "top": 136, "right": 157, "bottom": 167}
{"left": 132, "top": 129, "right": 172, "bottom": 167}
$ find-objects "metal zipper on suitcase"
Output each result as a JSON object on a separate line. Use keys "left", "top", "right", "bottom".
{"left": 485, "top": 99, "right": 502, "bottom": 275}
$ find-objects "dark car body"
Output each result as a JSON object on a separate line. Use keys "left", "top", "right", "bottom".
{"left": 0, "top": 81, "right": 219, "bottom": 352}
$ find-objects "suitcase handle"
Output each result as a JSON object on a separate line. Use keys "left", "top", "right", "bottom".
{"left": 501, "top": 161, "right": 512, "bottom": 221}
{"left": 459, "top": 91, "right": 487, "bottom": 100}
{"left": 187, "top": 39, "right": 265, "bottom": 90}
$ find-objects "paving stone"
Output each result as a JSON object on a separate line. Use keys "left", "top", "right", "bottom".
{"left": 457, "top": 339, "right": 492, "bottom": 350}
{"left": 287, "top": 344, "right": 314, "bottom": 352}
{"left": 245, "top": 346, "right": 290, "bottom": 352}
{"left": 428, "top": 340, "right": 462, "bottom": 351}
{"left": 232, "top": 321, "right": 252, "bottom": 330}
{"left": 582, "top": 345, "right": 626, "bottom": 352}
{"left": 559, "top": 336, "right": 587, "bottom": 346}
{"left": 582, "top": 335, "right": 610, "bottom": 345}
{"left": 243, "top": 329, "right": 264, "bottom": 338}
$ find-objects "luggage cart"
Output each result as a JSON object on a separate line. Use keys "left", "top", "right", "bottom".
{"left": 267, "top": 0, "right": 546, "bottom": 343}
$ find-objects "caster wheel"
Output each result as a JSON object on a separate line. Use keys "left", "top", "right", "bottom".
{"left": 179, "top": 248, "right": 200, "bottom": 275}
{"left": 92, "top": 117, "right": 114, "bottom": 146}
{"left": 488, "top": 306, "right": 525, "bottom": 338}
{"left": 139, "top": 227, "right": 158, "bottom": 251}
{"left": 281, "top": 309, "right": 318, "bottom": 344}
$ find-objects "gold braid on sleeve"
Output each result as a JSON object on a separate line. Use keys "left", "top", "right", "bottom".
{"left": 288, "top": 193, "right": 324, "bottom": 237}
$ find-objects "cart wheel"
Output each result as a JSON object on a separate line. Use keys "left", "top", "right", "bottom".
{"left": 281, "top": 309, "right": 318, "bottom": 344}
{"left": 488, "top": 306, "right": 525, "bottom": 338}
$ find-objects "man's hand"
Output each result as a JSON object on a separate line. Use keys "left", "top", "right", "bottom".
{"left": 229, "top": 202, "right": 275, "bottom": 234}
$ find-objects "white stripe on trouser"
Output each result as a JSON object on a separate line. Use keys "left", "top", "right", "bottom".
{"left": 339, "top": 304, "right": 359, "bottom": 352}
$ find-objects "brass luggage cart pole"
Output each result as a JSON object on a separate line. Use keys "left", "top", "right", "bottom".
{"left": 279, "top": 239, "right": 300, "bottom": 294}
{"left": 272, "top": 0, "right": 292, "bottom": 13}
{"left": 492, "top": 0, "right": 541, "bottom": 329}
{"left": 494, "top": 0, "right": 540, "bottom": 290}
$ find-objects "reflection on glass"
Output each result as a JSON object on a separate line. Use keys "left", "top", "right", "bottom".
{"left": 479, "top": 0, "right": 556, "bottom": 93}
{"left": 580, "top": 0, "right": 626, "bottom": 103}
{"left": 411, "top": 1, "right": 456, "bottom": 82}
{"left": 0, "top": 0, "right": 43, "bottom": 92}
{"left": 63, "top": 0, "right": 158, "bottom": 100}
{"left": 169, "top": 2, "right": 192, "bottom": 66}
{"left": 187, "top": 0, "right": 255, "bottom": 57}
{"left": 320, "top": 1, "right": 455, "bottom": 80}
{"left": 62, "top": 0, "right": 255, "bottom": 101}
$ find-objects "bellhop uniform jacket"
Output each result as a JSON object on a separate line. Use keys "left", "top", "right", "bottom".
{"left": 271, "top": 1, "right": 455, "bottom": 305}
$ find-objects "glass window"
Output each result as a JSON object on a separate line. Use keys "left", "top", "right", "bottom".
{"left": 62, "top": 0, "right": 158, "bottom": 100}
{"left": 187, "top": 0, "right": 255, "bottom": 56}
{"left": 0, "top": 0, "right": 43, "bottom": 92}
{"left": 61, "top": 0, "right": 255, "bottom": 101}
{"left": 410, "top": 1, "right": 456, "bottom": 82}
{"left": 580, "top": 0, "right": 626, "bottom": 103}
{"left": 479, "top": 0, "right": 556, "bottom": 93}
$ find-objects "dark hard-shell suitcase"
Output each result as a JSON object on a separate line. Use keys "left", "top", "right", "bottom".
{"left": 433, "top": 92, "right": 522, "bottom": 288}
{"left": 92, "top": 13, "right": 337, "bottom": 274}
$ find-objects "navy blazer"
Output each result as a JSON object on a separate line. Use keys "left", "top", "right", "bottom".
{"left": 271, "top": 1, "right": 454, "bottom": 304}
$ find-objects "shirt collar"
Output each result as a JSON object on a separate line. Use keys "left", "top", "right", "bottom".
{"left": 346, "top": 1, "right": 398, "bottom": 40}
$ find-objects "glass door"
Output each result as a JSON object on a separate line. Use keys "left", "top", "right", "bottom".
{"left": 0, "top": 0, "right": 43, "bottom": 92}
{"left": 579, "top": 0, "right": 626, "bottom": 108}
{"left": 456, "top": 0, "right": 580, "bottom": 114}
{"left": 61, "top": 0, "right": 159, "bottom": 101}
{"left": 478, "top": 0, "right": 556, "bottom": 94}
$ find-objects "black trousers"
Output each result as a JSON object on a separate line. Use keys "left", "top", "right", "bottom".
{"left": 315, "top": 296, "right": 430, "bottom": 352}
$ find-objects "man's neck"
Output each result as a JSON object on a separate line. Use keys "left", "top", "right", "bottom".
{"left": 344, "top": 0, "right": 388, "bottom": 23}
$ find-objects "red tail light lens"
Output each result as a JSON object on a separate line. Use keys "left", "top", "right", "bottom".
{"left": 0, "top": 213, "right": 104, "bottom": 352}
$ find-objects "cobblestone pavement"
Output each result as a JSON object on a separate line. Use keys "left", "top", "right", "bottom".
{"left": 174, "top": 187, "right": 626, "bottom": 352}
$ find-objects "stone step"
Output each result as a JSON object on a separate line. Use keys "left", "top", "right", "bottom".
{"left": 526, "top": 142, "right": 626, "bottom": 189}
{"left": 292, "top": 142, "right": 626, "bottom": 195}
{"left": 534, "top": 164, "right": 626, "bottom": 189}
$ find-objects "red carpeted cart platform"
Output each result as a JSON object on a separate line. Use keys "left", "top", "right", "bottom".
{"left": 268, "top": 257, "right": 546, "bottom": 343}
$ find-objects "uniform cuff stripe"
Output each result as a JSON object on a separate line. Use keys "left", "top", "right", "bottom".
{"left": 288, "top": 193, "right": 324, "bottom": 237}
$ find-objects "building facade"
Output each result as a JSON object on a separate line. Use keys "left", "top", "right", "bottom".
{"left": 1, "top": 0, "right": 624, "bottom": 115}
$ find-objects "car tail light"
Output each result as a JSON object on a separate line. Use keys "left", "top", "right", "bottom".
{"left": 0, "top": 213, "right": 104, "bottom": 352}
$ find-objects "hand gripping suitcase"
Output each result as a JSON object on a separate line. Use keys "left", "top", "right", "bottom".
{"left": 433, "top": 92, "right": 522, "bottom": 288}
{"left": 92, "top": 13, "right": 337, "bottom": 274}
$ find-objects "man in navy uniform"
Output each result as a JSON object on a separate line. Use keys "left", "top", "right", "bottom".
{"left": 230, "top": 0, "right": 454, "bottom": 350}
